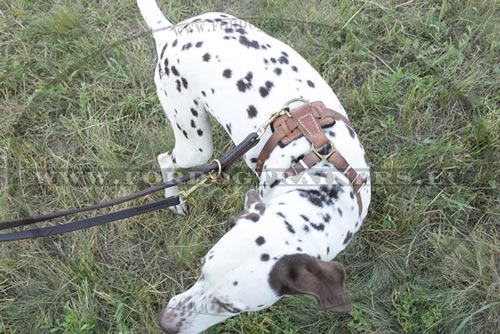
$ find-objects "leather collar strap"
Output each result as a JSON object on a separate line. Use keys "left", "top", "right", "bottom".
{"left": 255, "top": 101, "right": 365, "bottom": 216}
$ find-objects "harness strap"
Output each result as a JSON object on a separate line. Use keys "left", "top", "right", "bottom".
{"left": 255, "top": 101, "right": 365, "bottom": 216}
{"left": 255, "top": 101, "right": 350, "bottom": 175}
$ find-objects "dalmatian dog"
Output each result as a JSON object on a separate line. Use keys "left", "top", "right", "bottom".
{"left": 137, "top": 1, "right": 371, "bottom": 333}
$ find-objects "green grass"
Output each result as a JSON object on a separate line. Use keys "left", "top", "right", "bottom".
{"left": 1, "top": 0, "right": 499, "bottom": 333}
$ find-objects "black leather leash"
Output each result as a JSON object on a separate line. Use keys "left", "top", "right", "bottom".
{"left": 0, "top": 132, "right": 260, "bottom": 242}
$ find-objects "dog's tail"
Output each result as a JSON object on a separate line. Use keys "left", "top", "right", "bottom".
{"left": 137, "top": 0, "right": 172, "bottom": 54}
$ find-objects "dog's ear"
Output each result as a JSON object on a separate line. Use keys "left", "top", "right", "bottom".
{"left": 269, "top": 254, "right": 352, "bottom": 312}
{"left": 244, "top": 189, "right": 265, "bottom": 213}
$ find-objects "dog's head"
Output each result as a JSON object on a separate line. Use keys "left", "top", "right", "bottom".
{"left": 159, "top": 190, "right": 351, "bottom": 334}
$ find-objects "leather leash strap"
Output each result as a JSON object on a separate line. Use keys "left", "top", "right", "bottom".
{"left": 0, "top": 132, "right": 260, "bottom": 242}
{"left": 255, "top": 101, "right": 365, "bottom": 215}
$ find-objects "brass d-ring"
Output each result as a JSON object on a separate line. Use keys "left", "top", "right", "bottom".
{"left": 208, "top": 159, "right": 222, "bottom": 181}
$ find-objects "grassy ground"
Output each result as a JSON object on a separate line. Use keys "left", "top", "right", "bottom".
{"left": 0, "top": 0, "right": 499, "bottom": 333}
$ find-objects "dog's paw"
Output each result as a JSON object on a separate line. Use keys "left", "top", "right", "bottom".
{"left": 170, "top": 203, "right": 187, "bottom": 215}
{"left": 166, "top": 189, "right": 187, "bottom": 215}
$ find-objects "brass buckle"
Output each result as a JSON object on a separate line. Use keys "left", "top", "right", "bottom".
{"left": 311, "top": 140, "right": 336, "bottom": 161}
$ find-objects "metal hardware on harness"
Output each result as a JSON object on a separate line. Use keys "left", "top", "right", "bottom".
{"left": 178, "top": 159, "right": 222, "bottom": 201}
{"left": 256, "top": 98, "right": 309, "bottom": 140}
{"left": 311, "top": 140, "right": 336, "bottom": 161}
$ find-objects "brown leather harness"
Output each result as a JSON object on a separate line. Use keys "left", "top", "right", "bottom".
{"left": 255, "top": 101, "right": 366, "bottom": 215}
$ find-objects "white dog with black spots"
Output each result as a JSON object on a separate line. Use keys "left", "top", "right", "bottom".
{"left": 137, "top": 1, "right": 371, "bottom": 333}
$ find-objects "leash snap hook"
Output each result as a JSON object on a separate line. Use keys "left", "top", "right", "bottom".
{"left": 178, "top": 159, "right": 222, "bottom": 201}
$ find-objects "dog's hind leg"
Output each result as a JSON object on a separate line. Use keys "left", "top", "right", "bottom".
{"left": 156, "top": 86, "right": 214, "bottom": 215}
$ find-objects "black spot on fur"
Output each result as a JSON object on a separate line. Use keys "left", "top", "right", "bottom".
{"left": 255, "top": 236, "right": 265, "bottom": 246}
{"left": 182, "top": 130, "right": 188, "bottom": 139}
{"left": 233, "top": 281, "right": 238, "bottom": 286}
{"left": 201, "top": 91, "right": 206, "bottom": 97}
{"left": 291, "top": 65, "right": 298, "bottom": 72}
{"left": 281, "top": 51, "right": 288, "bottom": 57}
{"left": 190, "top": 120, "right": 196, "bottom": 128}
{"left": 195, "top": 41, "right": 203, "bottom": 47}
{"left": 239, "top": 35, "right": 260, "bottom": 49}
{"left": 274, "top": 67, "right": 282, "bottom": 75}
{"left": 347, "top": 125, "right": 356, "bottom": 138}
{"left": 172, "top": 39, "right": 178, "bottom": 47}
{"left": 193, "top": 99, "right": 198, "bottom": 105}
{"left": 270, "top": 57, "right": 277, "bottom": 63}
{"left": 322, "top": 214, "right": 331, "bottom": 223}
{"left": 291, "top": 154, "right": 305, "bottom": 164}
{"left": 247, "top": 105, "right": 258, "bottom": 118}
{"left": 263, "top": 58, "right": 269, "bottom": 64}
{"left": 191, "top": 108, "right": 198, "bottom": 117}
{"left": 171, "top": 66, "right": 179, "bottom": 76}
{"left": 278, "top": 55, "right": 289, "bottom": 64}
{"left": 350, "top": 191, "right": 354, "bottom": 199}
{"left": 176, "top": 80, "right": 181, "bottom": 92}
{"left": 181, "top": 77, "right": 188, "bottom": 89}
{"left": 284, "top": 221, "right": 295, "bottom": 234}
{"left": 223, "top": 69, "right": 232, "bottom": 78}
{"left": 296, "top": 247, "right": 302, "bottom": 252}
{"left": 182, "top": 42, "right": 192, "bottom": 50}
{"left": 270, "top": 179, "right": 280, "bottom": 188}
{"left": 202, "top": 53, "right": 211, "bottom": 62}
{"left": 343, "top": 231, "right": 353, "bottom": 245}
{"left": 327, "top": 246, "right": 330, "bottom": 254}
{"left": 277, "top": 212, "right": 285, "bottom": 218}
{"left": 236, "top": 72, "right": 253, "bottom": 92}
{"left": 261, "top": 254, "right": 270, "bottom": 261}
{"left": 197, "top": 129, "right": 203, "bottom": 136}
{"left": 300, "top": 214, "right": 310, "bottom": 222}
{"left": 236, "top": 28, "right": 246, "bottom": 34}
{"left": 259, "top": 81, "right": 273, "bottom": 98}
{"left": 338, "top": 208, "right": 343, "bottom": 217}
{"left": 224, "top": 28, "right": 234, "bottom": 33}
{"left": 310, "top": 222, "right": 325, "bottom": 231}
{"left": 225, "top": 123, "right": 232, "bottom": 134}
{"left": 250, "top": 157, "right": 258, "bottom": 163}
{"left": 160, "top": 43, "right": 168, "bottom": 60}
{"left": 303, "top": 225, "right": 310, "bottom": 232}
{"left": 298, "top": 185, "right": 340, "bottom": 207}
{"left": 307, "top": 80, "right": 315, "bottom": 88}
